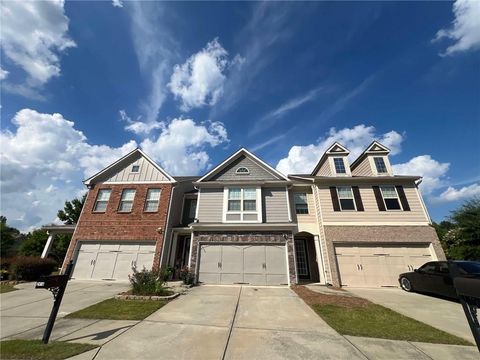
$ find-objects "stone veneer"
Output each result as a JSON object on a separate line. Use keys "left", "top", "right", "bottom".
{"left": 323, "top": 225, "right": 446, "bottom": 287}
{"left": 190, "top": 231, "right": 296, "bottom": 285}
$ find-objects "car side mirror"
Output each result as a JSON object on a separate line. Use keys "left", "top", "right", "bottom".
{"left": 414, "top": 268, "right": 420, "bottom": 273}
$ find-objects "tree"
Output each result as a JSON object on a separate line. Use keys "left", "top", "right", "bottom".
{"left": 0, "top": 216, "right": 22, "bottom": 258}
{"left": 19, "top": 230, "right": 71, "bottom": 264}
{"left": 57, "top": 194, "right": 86, "bottom": 224}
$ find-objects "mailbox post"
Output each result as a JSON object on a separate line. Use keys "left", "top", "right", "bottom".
{"left": 35, "top": 260, "right": 73, "bottom": 344}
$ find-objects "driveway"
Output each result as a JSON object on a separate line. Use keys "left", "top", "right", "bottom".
{"left": 1, "top": 280, "right": 129, "bottom": 340}
{"left": 94, "top": 286, "right": 366, "bottom": 360}
{"left": 347, "top": 287, "right": 475, "bottom": 343}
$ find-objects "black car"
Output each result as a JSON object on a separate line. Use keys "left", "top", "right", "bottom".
{"left": 398, "top": 260, "right": 480, "bottom": 299}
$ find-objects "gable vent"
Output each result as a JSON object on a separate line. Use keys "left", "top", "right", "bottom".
{"left": 235, "top": 167, "right": 250, "bottom": 175}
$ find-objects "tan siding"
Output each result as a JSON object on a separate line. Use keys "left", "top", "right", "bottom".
{"left": 210, "top": 155, "right": 279, "bottom": 181}
{"left": 352, "top": 158, "right": 373, "bottom": 176}
{"left": 262, "top": 187, "right": 289, "bottom": 223}
{"left": 198, "top": 188, "right": 224, "bottom": 222}
{"left": 316, "top": 160, "right": 332, "bottom": 176}
{"left": 105, "top": 154, "right": 170, "bottom": 183}
{"left": 317, "top": 184, "right": 428, "bottom": 223}
{"left": 292, "top": 191, "right": 316, "bottom": 224}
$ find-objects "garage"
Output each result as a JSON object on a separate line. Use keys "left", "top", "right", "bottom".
{"left": 198, "top": 244, "right": 289, "bottom": 286}
{"left": 335, "top": 244, "right": 433, "bottom": 287}
{"left": 72, "top": 242, "right": 156, "bottom": 281}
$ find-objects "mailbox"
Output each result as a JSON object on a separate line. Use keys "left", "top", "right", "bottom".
{"left": 35, "top": 275, "right": 69, "bottom": 289}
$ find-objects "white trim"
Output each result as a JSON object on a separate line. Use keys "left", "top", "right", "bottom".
{"left": 313, "top": 185, "right": 331, "bottom": 284}
{"left": 379, "top": 185, "right": 403, "bottom": 211}
{"left": 336, "top": 186, "right": 357, "bottom": 211}
{"left": 195, "top": 188, "right": 201, "bottom": 220}
{"left": 235, "top": 167, "right": 250, "bottom": 175}
{"left": 330, "top": 156, "right": 351, "bottom": 176}
{"left": 415, "top": 183, "right": 432, "bottom": 224}
{"left": 188, "top": 232, "right": 194, "bottom": 268}
{"left": 197, "top": 148, "right": 289, "bottom": 182}
{"left": 326, "top": 142, "right": 350, "bottom": 154}
{"left": 322, "top": 221, "right": 431, "bottom": 226}
{"left": 103, "top": 180, "right": 174, "bottom": 185}
{"left": 286, "top": 237, "right": 292, "bottom": 286}
{"left": 285, "top": 186, "right": 292, "bottom": 222}
{"left": 222, "top": 186, "right": 262, "bottom": 223}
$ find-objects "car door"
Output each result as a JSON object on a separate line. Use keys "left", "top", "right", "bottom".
{"left": 413, "top": 262, "right": 437, "bottom": 292}
{"left": 437, "top": 262, "right": 456, "bottom": 298}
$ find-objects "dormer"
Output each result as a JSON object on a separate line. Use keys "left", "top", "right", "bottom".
{"left": 311, "top": 142, "right": 352, "bottom": 177}
{"left": 350, "top": 141, "right": 394, "bottom": 176}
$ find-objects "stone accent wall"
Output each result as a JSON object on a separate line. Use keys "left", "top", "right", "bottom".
{"left": 190, "top": 231, "right": 296, "bottom": 284}
{"left": 62, "top": 183, "right": 173, "bottom": 272}
{"left": 323, "top": 225, "right": 446, "bottom": 287}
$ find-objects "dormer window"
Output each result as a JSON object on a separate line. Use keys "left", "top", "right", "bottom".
{"left": 235, "top": 167, "right": 249, "bottom": 175}
{"left": 333, "top": 158, "right": 346, "bottom": 174}
{"left": 374, "top": 157, "right": 387, "bottom": 174}
{"left": 131, "top": 165, "right": 140, "bottom": 173}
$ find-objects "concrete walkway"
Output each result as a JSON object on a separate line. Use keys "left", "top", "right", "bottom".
{"left": 347, "top": 287, "right": 474, "bottom": 343}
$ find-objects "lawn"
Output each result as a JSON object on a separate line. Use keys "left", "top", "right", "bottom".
{"left": 0, "top": 340, "right": 96, "bottom": 360}
{"left": 0, "top": 283, "right": 17, "bottom": 294}
{"left": 65, "top": 298, "right": 167, "bottom": 320}
{"left": 293, "top": 285, "right": 472, "bottom": 346}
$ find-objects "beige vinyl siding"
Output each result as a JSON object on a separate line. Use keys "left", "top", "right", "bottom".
{"left": 315, "top": 160, "right": 332, "bottom": 176}
{"left": 317, "top": 184, "right": 428, "bottom": 223}
{"left": 292, "top": 191, "right": 316, "bottom": 223}
{"left": 198, "top": 188, "right": 224, "bottom": 222}
{"left": 105, "top": 155, "right": 170, "bottom": 182}
{"left": 262, "top": 187, "right": 289, "bottom": 223}
{"left": 351, "top": 157, "right": 373, "bottom": 176}
{"left": 210, "top": 155, "right": 280, "bottom": 181}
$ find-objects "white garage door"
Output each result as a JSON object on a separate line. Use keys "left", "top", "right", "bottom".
{"left": 72, "top": 242, "right": 156, "bottom": 281}
{"left": 335, "top": 244, "right": 433, "bottom": 288}
{"left": 198, "top": 244, "right": 288, "bottom": 286}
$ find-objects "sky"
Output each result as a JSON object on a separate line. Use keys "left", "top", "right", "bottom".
{"left": 1, "top": 0, "right": 479, "bottom": 231}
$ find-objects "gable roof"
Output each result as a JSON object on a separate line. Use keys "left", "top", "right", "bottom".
{"left": 310, "top": 142, "right": 350, "bottom": 176}
{"left": 83, "top": 148, "right": 176, "bottom": 185}
{"left": 350, "top": 141, "right": 390, "bottom": 170}
{"left": 197, "top": 148, "right": 289, "bottom": 182}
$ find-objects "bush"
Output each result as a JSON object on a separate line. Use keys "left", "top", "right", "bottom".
{"left": 179, "top": 266, "right": 195, "bottom": 285}
{"left": 128, "top": 266, "right": 172, "bottom": 296}
{"left": 160, "top": 266, "right": 173, "bottom": 282}
{"left": 8, "top": 256, "right": 57, "bottom": 281}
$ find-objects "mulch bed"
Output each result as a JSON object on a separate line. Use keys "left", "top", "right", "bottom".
{"left": 292, "top": 285, "right": 371, "bottom": 308}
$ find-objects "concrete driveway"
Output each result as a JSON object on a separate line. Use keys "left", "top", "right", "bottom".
{"left": 1, "top": 280, "right": 129, "bottom": 340}
{"left": 347, "top": 287, "right": 475, "bottom": 343}
{"left": 94, "top": 286, "right": 366, "bottom": 360}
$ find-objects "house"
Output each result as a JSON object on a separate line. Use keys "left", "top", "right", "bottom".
{"left": 289, "top": 141, "right": 446, "bottom": 288}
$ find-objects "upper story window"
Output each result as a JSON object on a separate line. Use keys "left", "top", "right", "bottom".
{"left": 380, "top": 186, "right": 401, "bottom": 210}
{"left": 182, "top": 198, "right": 197, "bottom": 225}
{"left": 333, "top": 158, "right": 346, "bottom": 174}
{"left": 337, "top": 186, "right": 355, "bottom": 210}
{"left": 93, "top": 189, "right": 111, "bottom": 212}
{"left": 224, "top": 187, "right": 260, "bottom": 222}
{"left": 374, "top": 157, "right": 388, "bottom": 174}
{"left": 294, "top": 193, "right": 309, "bottom": 214}
{"left": 118, "top": 189, "right": 136, "bottom": 212}
{"left": 131, "top": 165, "right": 140, "bottom": 173}
{"left": 235, "top": 167, "right": 250, "bottom": 175}
{"left": 144, "top": 189, "right": 161, "bottom": 212}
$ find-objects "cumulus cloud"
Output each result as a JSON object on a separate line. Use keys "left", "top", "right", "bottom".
{"left": 0, "top": 68, "right": 9, "bottom": 80}
{"left": 112, "top": 0, "right": 123, "bottom": 7}
{"left": 168, "top": 38, "right": 243, "bottom": 111}
{"left": 433, "top": 0, "right": 480, "bottom": 56}
{"left": 119, "top": 110, "right": 162, "bottom": 135}
{"left": 435, "top": 183, "right": 480, "bottom": 202}
{"left": 276, "top": 125, "right": 404, "bottom": 174}
{"left": 0, "top": 0, "right": 75, "bottom": 94}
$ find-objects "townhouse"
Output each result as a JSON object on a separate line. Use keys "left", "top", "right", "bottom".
{"left": 63, "top": 142, "right": 445, "bottom": 288}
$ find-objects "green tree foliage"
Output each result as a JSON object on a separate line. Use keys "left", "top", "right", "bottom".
{"left": 19, "top": 230, "right": 72, "bottom": 264}
{"left": 0, "top": 216, "right": 21, "bottom": 258}
{"left": 57, "top": 194, "right": 86, "bottom": 224}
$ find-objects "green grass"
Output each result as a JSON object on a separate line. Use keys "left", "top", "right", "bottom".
{"left": 0, "top": 340, "right": 96, "bottom": 360}
{"left": 313, "top": 303, "right": 472, "bottom": 346}
{"left": 65, "top": 298, "right": 167, "bottom": 320}
{"left": 0, "top": 284, "right": 17, "bottom": 294}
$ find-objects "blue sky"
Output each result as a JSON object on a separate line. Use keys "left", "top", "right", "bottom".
{"left": 1, "top": 0, "right": 479, "bottom": 231}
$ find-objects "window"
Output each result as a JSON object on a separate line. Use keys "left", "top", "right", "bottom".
{"left": 225, "top": 187, "right": 260, "bottom": 222}
{"left": 419, "top": 262, "right": 437, "bottom": 273}
{"left": 228, "top": 188, "right": 241, "bottom": 211}
{"left": 131, "top": 165, "right": 140, "bottom": 172}
{"left": 374, "top": 157, "right": 387, "bottom": 174}
{"left": 337, "top": 186, "right": 355, "bottom": 210}
{"left": 294, "top": 193, "right": 309, "bottom": 214}
{"left": 182, "top": 198, "right": 197, "bottom": 224}
{"left": 118, "top": 189, "right": 136, "bottom": 212}
{"left": 144, "top": 189, "right": 161, "bottom": 212}
{"left": 93, "top": 189, "right": 111, "bottom": 212}
{"left": 380, "top": 186, "right": 401, "bottom": 210}
{"left": 235, "top": 167, "right": 249, "bottom": 174}
{"left": 333, "top": 158, "right": 346, "bottom": 174}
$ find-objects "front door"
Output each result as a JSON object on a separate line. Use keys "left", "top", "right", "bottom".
{"left": 295, "top": 239, "right": 310, "bottom": 280}
{"left": 174, "top": 235, "right": 191, "bottom": 277}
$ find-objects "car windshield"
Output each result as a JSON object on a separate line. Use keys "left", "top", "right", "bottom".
{"left": 455, "top": 262, "right": 480, "bottom": 274}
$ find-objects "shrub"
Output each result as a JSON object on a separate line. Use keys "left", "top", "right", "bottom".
{"left": 8, "top": 256, "right": 57, "bottom": 281}
{"left": 128, "top": 266, "right": 172, "bottom": 296}
{"left": 160, "top": 266, "right": 173, "bottom": 282}
{"left": 179, "top": 266, "right": 195, "bottom": 285}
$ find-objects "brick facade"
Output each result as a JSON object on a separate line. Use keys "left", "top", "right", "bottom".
{"left": 62, "top": 183, "right": 173, "bottom": 272}
{"left": 190, "top": 231, "right": 297, "bottom": 285}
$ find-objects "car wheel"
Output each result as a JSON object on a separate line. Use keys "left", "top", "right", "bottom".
{"left": 400, "top": 277, "right": 413, "bottom": 292}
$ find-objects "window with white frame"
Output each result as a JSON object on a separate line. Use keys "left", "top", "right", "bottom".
{"left": 144, "top": 189, "right": 161, "bottom": 212}
{"left": 225, "top": 187, "right": 260, "bottom": 222}
{"left": 380, "top": 186, "right": 401, "bottom": 210}
{"left": 131, "top": 165, "right": 140, "bottom": 172}
{"left": 118, "top": 189, "right": 136, "bottom": 212}
{"left": 337, "top": 186, "right": 355, "bottom": 210}
{"left": 294, "top": 193, "right": 309, "bottom": 214}
{"left": 333, "top": 158, "right": 346, "bottom": 174}
{"left": 374, "top": 157, "right": 388, "bottom": 174}
{"left": 93, "top": 189, "right": 111, "bottom": 212}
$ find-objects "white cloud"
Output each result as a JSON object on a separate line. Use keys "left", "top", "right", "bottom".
{"left": 0, "top": 68, "right": 9, "bottom": 80}
{"left": 433, "top": 0, "right": 480, "bottom": 56}
{"left": 119, "top": 110, "right": 162, "bottom": 135}
{"left": 276, "top": 125, "right": 404, "bottom": 174}
{"left": 435, "top": 183, "right": 480, "bottom": 202}
{"left": 168, "top": 38, "right": 242, "bottom": 111}
{"left": 112, "top": 0, "right": 123, "bottom": 8}
{"left": 140, "top": 118, "right": 229, "bottom": 175}
{"left": 0, "top": 0, "right": 75, "bottom": 92}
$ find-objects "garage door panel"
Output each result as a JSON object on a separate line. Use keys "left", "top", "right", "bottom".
{"left": 266, "top": 245, "right": 287, "bottom": 275}
{"left": 266, "top": 274, "right": 288, "bottom": 286}
{"left": 119, "top": 244, "right": 140, "bottom": 252}
{"left": 112, "top": 252, "right": 136, "bottom": 280}
{"left": 243, "top": 246, "right": 265, "bottom": 274}
{"left": 135, "top": 252, "right": 155, "bottom": 271}
{"left": 221, "top": 246, "right": 243, "bottom": 273}
{"left": 72, "top": 251, "right": 96, "bottom": 280}
{"left": 91, "top": 252, "right": 116, "bottom": 279}
{"left": 244, "top": 273, "right": 267, "bottom": 285}
{"left": 220, "top": 273, "right": 243, "bottom": 284}
{"left": 199, "top": 245, "right": 221, "bottom": 273}
{"left": 100, "top": 244, "right": 120, "bottom": 251}
{"left": 199, "top": 272, "right": 220, "bottom": 284}
{"left": 337, "top": 255, "right": 363, "bottom": 287}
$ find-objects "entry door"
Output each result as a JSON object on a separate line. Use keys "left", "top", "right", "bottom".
{"left": 294, "top": 239, "right": 310, "bottom": 279}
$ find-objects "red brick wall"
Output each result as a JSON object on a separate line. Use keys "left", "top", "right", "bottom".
{"left": 63, "top": 183, "right": 173, "bottom": 272}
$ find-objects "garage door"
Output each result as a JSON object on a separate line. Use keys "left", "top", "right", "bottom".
{"left": 335, "top": 244, "right": 433, "bottom": 287}
{"left": 72, "top": 242, "right": 156, "bottom": 281}
{"left": 198, "top": 244, "right": 288, "bottom": 286}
